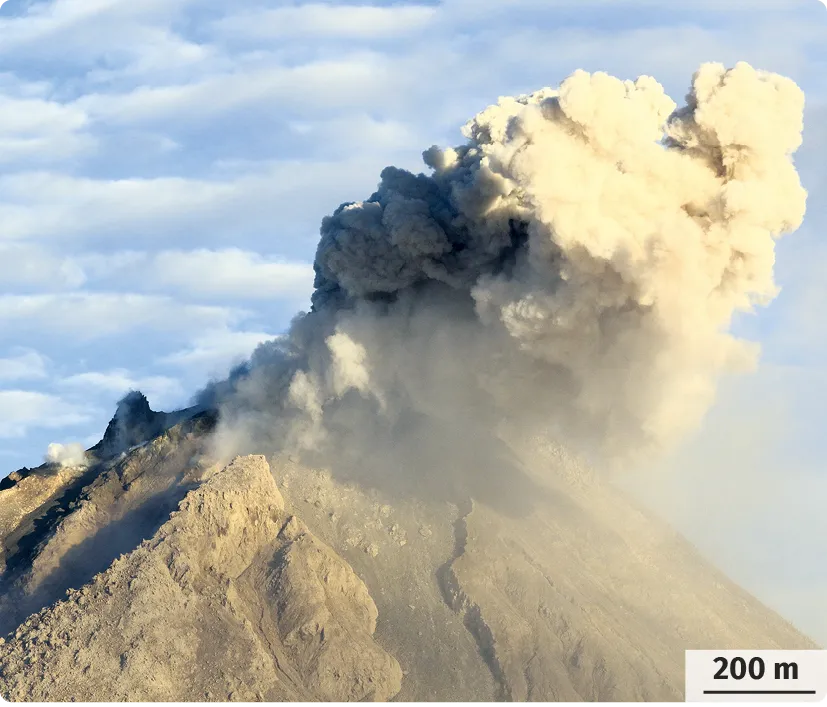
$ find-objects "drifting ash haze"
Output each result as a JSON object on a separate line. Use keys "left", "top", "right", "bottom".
{"left": 0, "top": 62, "right": 819, "bottom": 702}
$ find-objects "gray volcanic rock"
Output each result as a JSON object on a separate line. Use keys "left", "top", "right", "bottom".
{"left": 264, "top": 441, "right": 818, "bottom": 702}
{"left": 0, "top": 407, "right": 818, "bottom": 702}
{"left": 442, "top": 440, "right": 817, "bottom": 701}
{"left": 92, "top": 390, "right": 202, "bottom": 458}
{"left": 0, "top": 463, "right": 89, "bottom": 579}
{"left": 0, "top": 409, "right": 215, "bottom": 635}
{"left": 0, "top": 392, "right": 204, "bottom": 589}
{"left": 89, "top": 390, "right": 203, "bottom": 458}
{"left": 96, "top": 391, "right": 166, "bottom": 456}
{"left": 0, "top": 455, "right": 402, "bottom": 702}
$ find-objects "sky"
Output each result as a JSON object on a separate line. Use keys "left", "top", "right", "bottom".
{"left": 0, "top": 0, "right": 825, "bottom": 643}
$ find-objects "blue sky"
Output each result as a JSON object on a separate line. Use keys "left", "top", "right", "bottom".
{"left": 0, "top": 0, "right": 825, "bottom": 642}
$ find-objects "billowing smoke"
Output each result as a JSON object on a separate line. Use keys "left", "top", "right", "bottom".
{"left": 205, "top": 62, "right": 806, "bottom": 481}
{"left": 45, "top": 443, "right": 88, "bottom": 469}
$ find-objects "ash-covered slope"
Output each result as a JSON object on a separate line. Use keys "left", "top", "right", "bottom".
{"left": 0, "top": 453, "right": 402, "bottom": 702}
{"left": 0, "top": 390, "right": 202, "bottom": 587}
{"left": 440, "top": 440, "right": 817, "bottom": 701}
{"left": 0, "top": 403, "right": 818, "bottom": 702}
{"left": 0, "top": 407, "right": 216, "bottom": 635}
{"left": 267, "top": 434, "right": 818, "bottom": 702}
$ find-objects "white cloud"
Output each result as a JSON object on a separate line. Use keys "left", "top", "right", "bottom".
{"left": 0, "top": 349, "right": 49, "bottom": 381}
{"left": 285, "top": 114, "right": 422, "bottom": 157}
{"left": 80, "top": 249, "right": 314, "bottom": 302}
{"left": 0, "top": 293, "right": 244, "bottom": 339}
{"left": 0, "top": 0, "right": 205, "bottom": 66}
{"left": 76, "top": 53, "right": 398, "bottom": 127}
{"left": 0, "top": 390, "right": 91, "bottom": 438}
{"left": 0, "top": 158, "right": 389, "bottom": 248}
{"left": 213, "top": 4, "right": 437, "bottom": 41}
{"left": 0, "top": 73, "right": 52, "bottom": 99}
{"left": 0, "top": 172, "right": 238, "bottom": 243}
{"left": 46, "top": 2, "right": 820, "bottom": 153}
{"left": 0, "top": 243, "right": 86, "bottom": 289}
{"left": 0, "top": 94, "right": 93, "bottom": 164}
{"left": 442, "top": 0, "right": 807, "bottom": 12}
{"left": 0, "top": 94, "right": 87, "bottom": 134}
{"left": 59, "top": 369, "right": 185, "bottom": 409}
{"left": 159, "top": 328, "right": 279, "bottom": 376}
{"left": 150, "top": 249, "right": 313, "bottom": 301}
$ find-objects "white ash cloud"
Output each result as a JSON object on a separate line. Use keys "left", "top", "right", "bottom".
{"left": 206, "top": 62, "right": 807, "bottom": 472}
{"left": 45, "top": 442, "right": 88, "bottom": 469}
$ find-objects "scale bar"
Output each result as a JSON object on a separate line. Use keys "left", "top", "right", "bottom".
{"left": 703, "top": 690, "right": 817, "bottom": 695}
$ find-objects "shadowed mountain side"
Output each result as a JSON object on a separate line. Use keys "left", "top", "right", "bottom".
{"left": 89, "top": 391, "right": 203, "bottom": 458}
{"left": 0, "top": 408, "right": 215, "bottom": 637}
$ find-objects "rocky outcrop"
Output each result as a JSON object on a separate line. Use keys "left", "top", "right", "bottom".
{"left": 0, "top": 394, "right": 206, "bottom": 589}
{"left": 0, "top": 456, "right": 402, "bottom": 702}
{"left": 0, "top": 411, "right": 216, "bottom": 636}
{"left": 96, "top": 391, "right": 166, "bottom": 456}
{"left": 92, "top": 391, "right": 202, "bottom": 458}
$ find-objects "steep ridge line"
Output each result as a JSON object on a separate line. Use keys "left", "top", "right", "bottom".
{"left": 0, "top": 413, "right": 215, "bottom": 637}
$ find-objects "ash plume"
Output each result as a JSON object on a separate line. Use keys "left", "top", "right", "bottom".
{"left": 205, "top": 62, "right": 806, "bottom": 478}
{"left": 45, "top": 442, "right": 88, "bottom": 469}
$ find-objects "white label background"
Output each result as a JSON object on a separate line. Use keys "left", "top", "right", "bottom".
{"left": 686, "top": 650, "right": 827, "bottom": 702}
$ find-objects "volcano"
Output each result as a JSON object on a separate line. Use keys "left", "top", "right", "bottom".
{"left": 0, "top": 400, "right": 816, "bottom": 701}
{"left": 0, "top": 61, "right": 819, "bottom": 701}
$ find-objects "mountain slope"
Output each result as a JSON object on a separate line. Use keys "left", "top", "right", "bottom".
{"left": 0, "top": 406, "right": 817, "bottom": 702}
{"left": 444, "top": 453, "right": 816, "bottom": 700}
{"left": 267, "top": 435, "right": 817, "bottom": 701}
{"left": 0, "top": 455, "right": 402, "bottom": 702}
